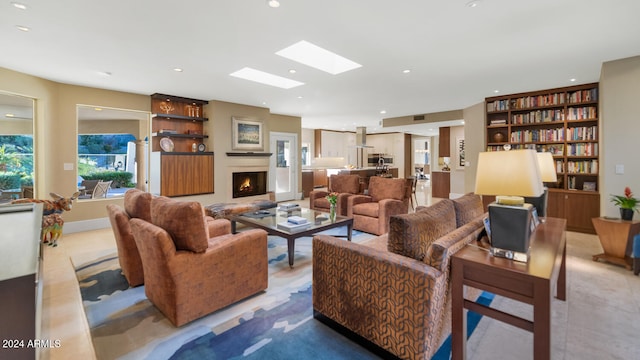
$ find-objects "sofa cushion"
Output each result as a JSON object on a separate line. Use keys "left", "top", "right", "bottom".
{"left": 368, "top": 177, "right": 405, "bottom": 203}
{"left": 352, "top": 202, "right": 380, "bottom": 217}
{"left": 329, "top": 175, "right": 360, "bottom": 194}
{"left": 150, "top": 196, "right": 208, "bottom": 253}
{"left": 451, "top": 193, "right": 484, "bottom": 228}
{"left": 387, "top": 199, "right": 456, "bottom": 261}
{"left": 124, "top": 189, "right": 153, "bottom": 222}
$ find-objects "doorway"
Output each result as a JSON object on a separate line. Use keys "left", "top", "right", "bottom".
{"left": 269, "top": 132, "right": 298, "bottom": 202}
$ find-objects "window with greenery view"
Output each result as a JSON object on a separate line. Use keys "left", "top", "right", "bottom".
{"left": 78, "top": 134, "right": 136, "bottom": 188}
{"left": 0, "top": 135, "right": 33, "bottom": 190}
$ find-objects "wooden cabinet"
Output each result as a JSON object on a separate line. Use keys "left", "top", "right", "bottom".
{"left": 313, "top": 169, "right": 328, "bottom": 188}
{"left": 438, "top": 127, "right": 450, "bottom": 157}
{"left": 151, "top": 93, "right": 214, "bottom": 196}
{"left": 547, "top": 190, "right": 599, "bottom": 233}
{"left": 485, "top": 83, "right": 600, "bottom": 233}
{"left": 302, "top": 170, "right": 314, "bottom": 198}
{"left": 160, "top": 153, "right": 214, "bottom": 197}
{"left": 431, "top": 171, "right": 450, "bottom": 198}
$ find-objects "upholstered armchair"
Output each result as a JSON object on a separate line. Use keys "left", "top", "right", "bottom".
{"left": 107, "top": 189, "right": 229, "bottom": 288}
{"left": 129, "top": 196, "right": 268, "bottom": 327}
{"left": 347, "top": 176, "right": 409, "bottom": 235}
{"left": 310, "top": 174, "right": 361, "bottom": 216}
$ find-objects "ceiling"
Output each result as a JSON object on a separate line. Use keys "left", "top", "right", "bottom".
{"left": 2, "top": 0, "right": 639, "bottom": 137}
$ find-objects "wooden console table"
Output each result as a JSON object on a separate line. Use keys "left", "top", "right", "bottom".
{"left": 591, "top": 217, "right": 640, "bottom": 270}
{"left": 452, "top": 217, "right": 567, "bottom": 360}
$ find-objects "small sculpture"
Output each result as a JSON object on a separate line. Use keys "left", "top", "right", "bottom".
{"left": 12, "top": 192, "right": 79, "bottom": 247}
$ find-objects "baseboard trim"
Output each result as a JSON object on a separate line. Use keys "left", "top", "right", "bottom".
{"left": 312, "top": 309, "right": 400, "bottom": 360}
{"left": 64, "top": 217, "right": 110, "bottom": 234}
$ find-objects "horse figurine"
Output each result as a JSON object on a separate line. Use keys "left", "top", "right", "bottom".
{"left": 12, "top": 192, "right": 79, "bottom": 247}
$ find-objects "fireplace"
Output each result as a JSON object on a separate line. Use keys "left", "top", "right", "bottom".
{"left": 232, "top": 171, "right": 267, "bottom": 198}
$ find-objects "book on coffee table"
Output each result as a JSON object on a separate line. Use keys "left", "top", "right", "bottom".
{"left": 277, "top": 221, "right": 311, "bottom": 232}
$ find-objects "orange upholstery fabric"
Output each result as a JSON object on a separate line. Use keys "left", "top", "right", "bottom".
{"left": 124, "top": 188, "right": 152, "bottom": 222}
{"left": 309, "top": 174, "right": 361, "bottom": 216}
{"left": 347, "top": 176, "right": 409, "bottom": 235}
{"left": 150, "top": 196, "right": 209, "bottom": 253}
{"left": 313, "top": 195, "right": 485, "bottom": 360}
{"left": 106, "top": 204, "right": 144, "bottom": 287}
{"left": 451, "top": 193, "right": 484, "bottom": 228}
{"left": 130, "top": 197, "right": 268, "bottom": 327}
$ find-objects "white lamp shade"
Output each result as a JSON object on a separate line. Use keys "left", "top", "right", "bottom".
{"left": 475, "top": 149, "right": 544, "bottom": 197}
{"left": 536, "top": 152, "right": 558, "bottom": 182}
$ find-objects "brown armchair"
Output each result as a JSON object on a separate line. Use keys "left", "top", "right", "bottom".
{"left": 107, "top": 189, "right": 229, "bottom": 288}
{"left": 347, "top": 176, "right": 409, "bottom": 235}
{"left": 129, "top": 196, "right": 268, "bottom": 326}
{"left": 309, "top": 174, "right": 360, "bottom": 216}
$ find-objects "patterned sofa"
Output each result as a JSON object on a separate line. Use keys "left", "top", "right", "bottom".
{"left": 312, "top": 193, "right": 485, "bottom": 360}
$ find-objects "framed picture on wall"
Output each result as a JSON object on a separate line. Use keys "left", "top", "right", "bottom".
{"left": 456, "top": 137, "right": 465, "bottom": 170}
{"left": 232, "top": 117, "right": 263, "bottom": 151}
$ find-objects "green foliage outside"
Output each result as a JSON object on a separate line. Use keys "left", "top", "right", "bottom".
{"left": 81, "top": 171, "right": 134, "bottom": 188}
{"left": 0, "top": 173, "right": 22, "bottom": 190}
{"left": 0, "top": 137, "right": 34, "bottom": 187}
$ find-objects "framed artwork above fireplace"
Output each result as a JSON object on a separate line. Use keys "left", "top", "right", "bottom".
{"left": 232, "top": 116, "right": 264, "bottom": 151}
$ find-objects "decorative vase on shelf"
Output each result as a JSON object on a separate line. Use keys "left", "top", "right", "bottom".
{"left": 620, "top": 208, "right": 634, "bottom": 221}
{"left": 329, "top": 204, "right": 337, "bottom": 222}
{"left": 493, "top": 131, "right": 505, "bottom": 143}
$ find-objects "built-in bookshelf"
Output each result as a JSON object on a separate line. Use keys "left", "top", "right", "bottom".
{"left": 485, "top": 83, "right": 600, "bottom": 233}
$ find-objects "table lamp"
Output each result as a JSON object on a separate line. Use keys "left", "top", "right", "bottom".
{"left": 524, "top": 152, "right": 558, "bottom": 217}
{"left": 475, "top": 149, "right": 544, "bottom": 262}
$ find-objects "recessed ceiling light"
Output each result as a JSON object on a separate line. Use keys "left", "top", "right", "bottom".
{"left": 461, "top": 120, "right": 465, "bottom": 125}
{"left": 569, "top": 78, "right": 577, "bottom": 82}
{"left": 11, "top": 2, "right": 27, "bottom": 10}
{"left": 173, "top": 68, "right": 183, "bottom": 72}
{"left": 276, "top": 40, "right": 362, "bottom": 75}
{"left": 262, "top": 101, "right": 267, "bottom": 105}
{"left": 289, "top": 69, "right": 296, "bottom": 74}
{"left": 494, "top": 90, "right": 499, "bottom": 93}
{"left": 16, "top": 25, "right": 30, "bottom": 32}
{"left": 230, "top": 67, "right": 304, "bottom": 89}
{"left": 267, "top": 0, "right": 280, "bottom": 8}
{"left": 380, "top": 110, "right": 387, "bottom": 114}
{"left": 6, "top": 113, "right": 15, "bottom": 117}
{"left": 402, "top": 69, "right": 411, "bottom": 74}
{"left": 94, "top": 108, "right": 103, "bottom": 111}
{"left": 297, "top": 96, "right": 303, "bottom": 99}
{"left": 98, "top": 71, "right": 112, "bottom": 77}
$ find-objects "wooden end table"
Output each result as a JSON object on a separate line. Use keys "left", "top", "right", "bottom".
{"left": 451, "top": 217, "right": 567, "bottom": 360}
{"left": 591, "top": 217, "right": 640, "bottom": 270}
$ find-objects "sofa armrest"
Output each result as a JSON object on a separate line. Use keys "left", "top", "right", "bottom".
{"left": 205, "top": 217, "right": 231, "bottom": 238}
{"left": 312, "top": 235, "right": 447, "bottom": 360}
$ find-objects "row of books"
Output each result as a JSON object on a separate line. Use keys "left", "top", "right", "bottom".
{"left": 567, "top": 143, "right": 598, "bottom": 156}
{"left": 567, "top": 176, "right": 597, "bottom": 191}
{"left": 510, "top": 129, "right": 565, "bottom": 143}
{"left": 566, "top": 160, "right": 598, "bottom": 174}
{"left": 567, "top": 88, "right": 598, "bottom": 104}
{"left": 486, "top": 88, "right": 598, "bottom": 112}
{"left": 567, "top": 126, "right": 598, "bottom": 141}
{"left": 566, "top": 106, "right": 597, "bottom": 120}
{"left": 512, "top": 109, "right": 564, "bottom": 124}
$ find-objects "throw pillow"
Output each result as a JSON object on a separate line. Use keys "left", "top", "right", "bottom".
{"left": 124, "top": 188, "right": 153, "bottom": 222}
{"left": 451, "top": 193, "right": 484, "bottom": 228}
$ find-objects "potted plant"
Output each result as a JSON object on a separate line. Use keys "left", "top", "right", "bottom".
{"left": 610, "top": 186, "right": 639, "bottom": 221}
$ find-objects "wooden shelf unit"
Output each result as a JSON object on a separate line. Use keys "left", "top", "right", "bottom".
{"left": 485, "top": 83, "right": 600, "bottom": 233}
{"left": 151, "top": 93, "right": 214, "bottom": 197}
{"left": 151, "top": 93, "right": 209, "bottom": 153}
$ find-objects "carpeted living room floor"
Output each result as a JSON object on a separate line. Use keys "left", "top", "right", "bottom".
{"left": 39, "top": 183, "right": 640, "bottom": 359}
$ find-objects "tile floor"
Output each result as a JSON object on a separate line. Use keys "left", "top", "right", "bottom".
{"left": 38, "top": 181, "right": 640, "bottom": 359}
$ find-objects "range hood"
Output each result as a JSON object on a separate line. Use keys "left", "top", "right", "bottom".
{"left": 355, "top": 126, "right": 373, "bottom": 148}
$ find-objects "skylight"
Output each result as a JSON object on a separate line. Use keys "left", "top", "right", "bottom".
{"left": 275, "top": 40, "right": 362, "bottom": 75}
{"left": 229, "top": 67, "right": 304, "bottom": 89}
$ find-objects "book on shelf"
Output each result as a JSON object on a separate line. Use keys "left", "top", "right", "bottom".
{"left": 277, "top": 221, "right": 311, "bottom": 232}
{"left": 490, "top": 119, "right": 507, "bottom": 125}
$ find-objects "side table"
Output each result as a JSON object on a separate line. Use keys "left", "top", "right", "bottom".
{"left": 451, "top": 217, "right": 567, "bottom": 360}
{"left": 591, "top": 217, "right": 640, "bottom": 270}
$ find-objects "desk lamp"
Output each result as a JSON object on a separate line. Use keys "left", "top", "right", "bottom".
{"left": 475, "top": 149, "right": 544, "bottom": 262}
{"left": 524, "top": 152, "right": 558, "bottom": 218}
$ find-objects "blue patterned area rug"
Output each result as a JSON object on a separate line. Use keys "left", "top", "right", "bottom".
{"left": 73, "top": 230, "right": 492, "bottom": 360}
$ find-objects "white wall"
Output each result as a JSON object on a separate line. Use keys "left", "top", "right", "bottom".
{"left": 600, "top": 55, "right": 640, "bottom": 217}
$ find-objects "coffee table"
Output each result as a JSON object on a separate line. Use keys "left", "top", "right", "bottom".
{"left": 230, "top": 207, "right": 353, "bottom": 268}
